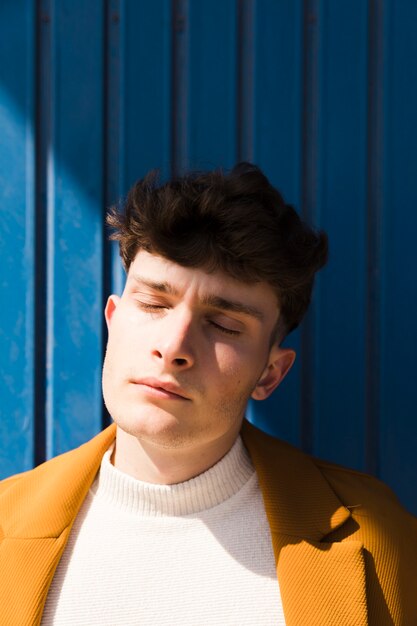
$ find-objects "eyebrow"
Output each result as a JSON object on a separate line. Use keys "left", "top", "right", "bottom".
{"left": 131, "top": 274, "right": 265, "bottom": 321}
{"left": 132, "top": 275, "right": 179, "bottom": 296}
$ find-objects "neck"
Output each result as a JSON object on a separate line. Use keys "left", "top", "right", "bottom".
{"left": 111, "top": 425, "right": 242, "bottom": 484}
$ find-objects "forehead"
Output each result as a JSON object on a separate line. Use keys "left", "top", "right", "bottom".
{"left": 127, "top": 250, "right": 279, "bottom": 317}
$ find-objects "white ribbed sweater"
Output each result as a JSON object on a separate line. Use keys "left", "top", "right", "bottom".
{"left": 41, "top": 436, "right": 286, "bottom": 625}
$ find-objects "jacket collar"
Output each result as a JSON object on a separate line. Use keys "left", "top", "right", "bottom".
{"left": 240, "top": 420, "right": 351, "bottom": 541}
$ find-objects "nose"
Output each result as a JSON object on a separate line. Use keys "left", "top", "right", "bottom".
{"left": 151, "top": 308, "right": 195, "bottom": 370}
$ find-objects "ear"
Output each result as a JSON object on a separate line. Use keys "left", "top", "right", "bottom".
{"left": 251, "top": 346, "right": 296, "bottom": 401}
{"left": 104, "top": 295, "right": 121, "bottom": 330}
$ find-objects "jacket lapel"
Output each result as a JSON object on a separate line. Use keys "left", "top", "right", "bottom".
{"left": 241, "top": 420, "right": 368, "bottom": 626}
{"left": 0, "top": 533, "right": 71, "bottom": 626}
{"left": 0, "top": 424, "right": 117, "bottom": 626}
{"left": 276, "top": 538, "right": 367, "bottom": 625}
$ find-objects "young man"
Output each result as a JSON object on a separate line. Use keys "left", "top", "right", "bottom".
{"left": 0, "top": 163, "right": 416, "bottom": 625}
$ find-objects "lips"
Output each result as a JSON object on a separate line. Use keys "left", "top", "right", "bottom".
{"left": 132, "top": 377, "right": 191, "bottom": 400}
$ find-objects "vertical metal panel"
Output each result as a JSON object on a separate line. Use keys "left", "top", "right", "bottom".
{"left": 299, "top": 0, "right": 320, "bottom": 456}
{"left": 172, "top": 0, "right": 190, "bottom": 174}
{"left": 237, "top": 0, "right": 255, "bottom": 163}
{"left": 0, "top": 0, "right": 36, "bottom": 477}
{"left": 184, "top": 0, "right": 238, "bottom": 170}
{"left": 366, "top": 0, "right": 386, "bottom": 482}
{"left": 379, "top": 0, "right": 417, "bottom": 507}
{"left": 43, "top": 0, "right": 105, "bottom": 458}
{"left": 105, "top": 0, "right": 127, "bottom": 299}
{"left": 105, "top": 0, "right": 173, "bottom": 300}
{"left": 246, "top": 0, "right": 304, "bottom": 447}
{"left": 311, "top": 0, "right": 369, "bottom": 469}
{"left": 123, "top": 0, "right": 172, "bottom": 186}
{"left": 252, "top": 0, "right": 304, "bottom": 205}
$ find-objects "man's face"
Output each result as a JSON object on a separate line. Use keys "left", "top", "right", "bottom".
{"left": 102, "top": 250, "right": 294, "bottom": 451}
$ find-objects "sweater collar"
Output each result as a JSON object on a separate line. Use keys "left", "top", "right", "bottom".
{"left": 93, "top": 435, "right": 254, "bottom": 516}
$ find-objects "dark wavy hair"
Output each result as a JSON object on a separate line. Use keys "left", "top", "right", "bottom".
{"left": 107, "top": 162, "right": 328, "bottom": 341}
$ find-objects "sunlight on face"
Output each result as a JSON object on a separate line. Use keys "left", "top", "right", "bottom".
{"left": 102, "top": 250, "right": 294, "bottom": 452}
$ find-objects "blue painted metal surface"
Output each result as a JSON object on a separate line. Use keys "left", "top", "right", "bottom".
{"left": 186, "top": 0, "right": 238, "bottom": 170}
{"left": 378, "top": 0, "right": 417, "bottom": 511}
{"left": 0, "top": 1, "right": 416, "bottom": 515}
{"left": 40, "top": 0, "right": 105, "bottom": 458}
{"left": 310, "top": 0, "right": 369, "bottom": 469}
{"left": 0, "top": 0, "right": 36, "bottom": 476}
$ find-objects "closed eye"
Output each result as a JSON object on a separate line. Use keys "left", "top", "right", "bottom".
{"left": 136, "top": 302, "right": 168, "bottom": 312}
{"left": 209, "top": 320, "right": 241, "bottom": 336}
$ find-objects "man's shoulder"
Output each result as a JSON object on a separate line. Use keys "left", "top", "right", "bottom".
{"left": 0, "top": 472, "right": 26, "bottom": 497}
{"left": 0, "top": 424, "right": 117, "bottom": 536}
{"left": 0, "top": 424, "right": 114, "bottom": 488}
{"left": 244, "top": 422, "right": 416, "bottom": 525}
{"left": 295, "top": 443, "right": 416, "bottom": 535}
{"left": 314, "top": 455, "right": 414, "bottom": 519}
{"left": 314, "top": 455, "right": 397, "bottom": 497}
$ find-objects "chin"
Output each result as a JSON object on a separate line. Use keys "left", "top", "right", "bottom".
{"left": 114, "top": 404, "right": 194, "bottom": 446}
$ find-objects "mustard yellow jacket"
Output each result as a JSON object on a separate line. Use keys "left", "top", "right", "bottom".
{"left": 0, "top": 420, "right": 416, "bottom": 625}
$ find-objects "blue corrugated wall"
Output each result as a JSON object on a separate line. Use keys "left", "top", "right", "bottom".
{"left": 1, "top": 1, "right": 416, "bottom": 515}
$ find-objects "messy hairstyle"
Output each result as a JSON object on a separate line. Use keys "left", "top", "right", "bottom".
{"left": 107, "top": 162, "right": 328, "bottom": 341}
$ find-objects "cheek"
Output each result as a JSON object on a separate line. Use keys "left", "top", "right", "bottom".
{"left": 105, "top": 321, "right": 139, "bottom": 373}
{"left": 211, "top": 342, "right": 261, "bottom": 388}
{"left": 108, "top": 307, "right": 145, "bottom": 346}
{"left": 106, "top": 323, "right": 128, "bottom": 355}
